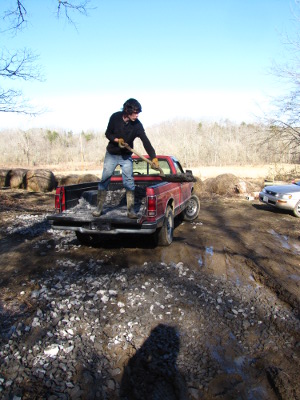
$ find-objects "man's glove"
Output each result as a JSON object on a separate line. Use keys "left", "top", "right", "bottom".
{"left": 118, "top": 138, "right": 125, "bottom": 148}
{"left": 151, "top": 157, "right": 159, "bottom": 169}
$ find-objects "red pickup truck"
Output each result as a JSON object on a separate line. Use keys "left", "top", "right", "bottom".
{"left": 47, "top": 155, "right": 200, "bottom": 246}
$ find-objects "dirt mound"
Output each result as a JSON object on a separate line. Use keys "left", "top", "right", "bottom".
{"left": 6, "top": 169, "right": 28, "bottom": 189}
{"left": 192, "top": 176, "right": 204, "bottom": 197}
{"left": 2, "top": 169, "right": 57, "bottom": 192}
{"left": 77, "top": 173, "right": 99, "bottom": 183}
{"left": 56, "top": 173, "right": 99, "bottom": 186}
{"left": 202, "top": 173, "right": 263, "bottom": 197}
{"left": 0, "top": 169, "right": 10, "bottom": 187}
{"left": 202, "top": 173, "right": 239, "bottom": 196}
{"left": 25, "top": 169, "right": 57, "bottom": 192}
{"left": 57, "top": 174, "right": 79, "bottom": 186}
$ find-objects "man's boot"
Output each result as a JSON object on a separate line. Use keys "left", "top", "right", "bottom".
{"left": 92, "top": 190, "right": 106, "bottom": 217}
{"left": 126, "top": 190, "right": 138, "bottom": 219}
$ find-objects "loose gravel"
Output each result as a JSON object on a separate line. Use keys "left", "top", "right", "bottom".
{"left": 0, "top": 212, "right": 299, "bottom": 400}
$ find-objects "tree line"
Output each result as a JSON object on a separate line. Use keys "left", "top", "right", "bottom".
{"left": 1, "top": 2, "right": 300, "bottom": 162}
{"left": 0, "top": 119, "right": 299, "bottom": 168}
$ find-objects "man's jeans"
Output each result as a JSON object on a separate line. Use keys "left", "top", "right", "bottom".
{"left": 98, "top": 151, "right": 134, "bottom": 191}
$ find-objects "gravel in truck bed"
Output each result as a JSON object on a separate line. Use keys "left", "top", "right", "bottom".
{"left": 63, "top": 188, "right": 147, "bottom": 220}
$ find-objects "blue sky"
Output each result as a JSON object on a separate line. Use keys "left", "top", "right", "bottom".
{"left": 1, "top": 0, "right": 298, "bottom": 132}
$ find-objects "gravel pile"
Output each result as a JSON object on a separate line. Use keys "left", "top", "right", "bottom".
{"left": 2, "top": 214, "right": 49, "bottom": 237}
{"left": 0, "top": 214, "right": 299, "bottom": 399}
{"left": 64, "top": 188, "right": 147, "bottom": 219}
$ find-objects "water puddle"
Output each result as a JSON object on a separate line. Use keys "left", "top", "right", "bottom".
{"left": 198, "top": 246, "right": 213, "bottom": 267}
{"left": 292, "top": 241, "right": 300, "bottom": 254}
{"left": 289, "top": 274, "right": 300, "bottom": 282}
{"left": 268, "top": 229, "right": 290, "bottom": 249}
{"left": 206, "top": 246, "right": 214, "bottom": 256}
{"left": 268, "top": 229, "right": 300, "bottom": 254}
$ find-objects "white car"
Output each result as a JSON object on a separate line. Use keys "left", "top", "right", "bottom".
{"left": 259, "top": 181, "right": 300, "bottom": 217}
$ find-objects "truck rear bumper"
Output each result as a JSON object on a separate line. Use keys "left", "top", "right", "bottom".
{"left": 47, "top": 215, "right": 159, "bottom": 236}
{"left": 49, "top": 223, "right": 157, "bottom": 235}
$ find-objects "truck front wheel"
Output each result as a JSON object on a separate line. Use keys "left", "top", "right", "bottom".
{"left": 156, "top": 205, "right": 174, "bottom": 246}
{"left": 182, "top": 194, "right": 200, "bottom": 221}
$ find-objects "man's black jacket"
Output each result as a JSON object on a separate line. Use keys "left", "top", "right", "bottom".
{"left": 105, "top": 111, "right": 156, "bottom": 159}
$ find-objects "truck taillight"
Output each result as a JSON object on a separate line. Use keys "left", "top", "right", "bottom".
{"left": 147, "top": 195, "right": 157, "bottom": 217}
{"left": 55, "top": 187, "right": 65, "bottom": 212}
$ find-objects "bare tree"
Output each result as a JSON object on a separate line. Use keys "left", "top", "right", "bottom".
{"left": 20, "top": 129, "right": 32, "bottom": 166}
{"left": 2, "top": 0, "right": 28, "bottom": 32}
{"left": 1, "top": 1, "right": 91, "bottom": 114}
{"left": 56, "top": 1, "right": 90, "bottom": 26}
{"left": 2, "top": 1, "right": 90, "bottom": 32}
{"left": 265, "top": 1, "right": 300, "bottom": 158}
{"left": 0, "top": 48, "right": 42, "bottom": 114}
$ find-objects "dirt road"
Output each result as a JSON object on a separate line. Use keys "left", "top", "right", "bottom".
{"left": 0, "top": 189, "right": 299, "bottom": 399}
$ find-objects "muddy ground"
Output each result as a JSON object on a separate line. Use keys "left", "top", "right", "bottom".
{"left": 0, "top": 189, "right": 299, "bottom": 400}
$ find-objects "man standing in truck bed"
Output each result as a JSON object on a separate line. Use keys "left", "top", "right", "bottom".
{"left": 93, "top": 98, "right": 159, "bottom": 218}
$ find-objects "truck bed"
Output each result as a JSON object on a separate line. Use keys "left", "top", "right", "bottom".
{"left": 61, "top": 188, "right": 146, "bottom": 221}
{"left": 48, "top": 185, "right": 158, "bottom": 236}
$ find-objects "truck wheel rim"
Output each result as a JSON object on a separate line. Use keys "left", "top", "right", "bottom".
{"left": 186, "top": 199, "right": 197, "bottom": 216}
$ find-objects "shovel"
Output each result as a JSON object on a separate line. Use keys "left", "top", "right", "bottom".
{"left": 122, "top": 142, "right": 197, "bottom": 183}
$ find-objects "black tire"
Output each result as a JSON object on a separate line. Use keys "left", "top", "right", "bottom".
{"left": 293, "top": 200, "right": 300, "bottom": 218}
{"left": 76, "top": 231, "right": 100, "bottom": 246}
{"left": 156, "top": 206, "right": 174, "bottom": 246}
{"left": 182, "top": 194, "right": 200, "bottom": 221}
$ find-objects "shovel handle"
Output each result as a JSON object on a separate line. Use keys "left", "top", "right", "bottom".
{"left": 122, "top": 143, "right": 165, "bottom": 176}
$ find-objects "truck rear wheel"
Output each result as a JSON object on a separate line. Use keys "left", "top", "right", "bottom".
{"left": 182, "top": 194, "right": 200, "bottom": 221}
{"left": 156, "top": 206, "right": 174, "bottom": 246}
